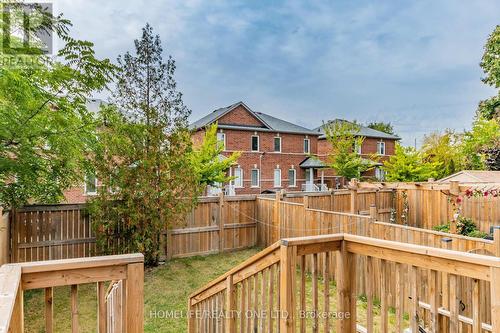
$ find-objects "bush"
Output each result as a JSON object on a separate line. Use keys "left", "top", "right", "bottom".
{"left": 432, "top": 217, "right": 488, "bottom": 239}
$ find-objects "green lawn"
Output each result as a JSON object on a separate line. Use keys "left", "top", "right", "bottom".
{"left": 24, "top": 248, "right": 405, "bottom": 332}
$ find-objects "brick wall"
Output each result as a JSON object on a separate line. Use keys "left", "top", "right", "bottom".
{"left": 218, "top": 105, "right": 265, "bottom": 127}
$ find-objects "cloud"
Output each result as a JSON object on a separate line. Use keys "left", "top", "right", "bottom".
{"left": 55, "top": 0, "right": 499, "bottom": 146}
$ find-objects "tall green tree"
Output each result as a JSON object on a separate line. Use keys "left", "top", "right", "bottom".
{"left": 323, "top": 120, "right": 372, "bottom": 180}
{"left": 460, "top": 116, "right": 500, "bottom": 170}
{"left": 366, "top": 121, "right": 396, "bottom": 135}
{"left": 190, "top": 123, "right": 240, "bottom": 187}
{"left": 421, "top": 130, "right": 462, "bottom": 179}
{"left": 383, "top": 144, "right": 440, "bottom": 181}
{"left": 0, "top": 4, "right": 115, "bottom": 207}
{"left": 89, "top": 24, "right": 199, "bottom": 266}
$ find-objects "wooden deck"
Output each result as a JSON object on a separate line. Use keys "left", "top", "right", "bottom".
{"left": 188, "top": 233, "right": 500, "bottom": 333}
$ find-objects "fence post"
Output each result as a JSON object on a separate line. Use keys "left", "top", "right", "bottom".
{"left": 279, "top": 242, "right": 297, "bottom": 332}
{"left": 126, "top": 263, "right": 144, "bottom": 333}
{"left": 219, "top": 192, "right": 225, "bottom": 252}
{"left": 0, "top": 206, "right": 9, "bottom": 265}
{"left": 368, "top": 205, "right": 378, "bottom": 237}
{"left": 166, "top": 229, "right": 173, "bottom": 260}
{"left": 336, "top": 240, "right": 356, "bottom": 332}
{"left": 330, "top": 189, "right": 335, "bottom": 211}
{"left": 494, "top": 227, "right": 500, "bottom": 257}
{"left": 187, "top": 299, "right": 195, "bottom": 333}
{"left": 225, "top": 274, "right": 236, "bottom": 332}
{"left": 274, "top": 192, "right": 282, "bottom": 241}
{"left": 350, "top": 188, "right": 358, "bottom": 215}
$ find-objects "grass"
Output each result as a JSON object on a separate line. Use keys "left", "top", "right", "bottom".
{"left": 24, "top": 248, "right": 406, "bottom": 332}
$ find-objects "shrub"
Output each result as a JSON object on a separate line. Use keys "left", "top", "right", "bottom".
{"left": 432, "top": 217, "right": 488, "bottom": 239}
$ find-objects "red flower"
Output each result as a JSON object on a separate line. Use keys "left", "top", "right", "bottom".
{"left": 456, "top": 196, "right": 462, "bottom": 203}
{"left": 484, "top": 191, "right": 489, "bottom": 197}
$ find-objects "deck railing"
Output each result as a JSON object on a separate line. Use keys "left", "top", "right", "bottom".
{"left": 0, "top": 253, "right": 144, "bottom": 333}
{"left": 188, "top": 233, "right": 500, "bottom": 333}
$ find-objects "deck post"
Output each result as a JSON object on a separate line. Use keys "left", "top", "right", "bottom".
{"left": 350, "top": 180, "right": 358, "bottom": 214}
{"left": 126, "top": 262, "right": 144, "bottom": 333}
{"left": 491, "top": 266, "right": 500, "bottom": 332}
{"left": 225, "top": 274, "right": 236, "bottom": 332}
{"left": 279, "top": 243, "right": 297, "bottom": 333}
{"left": 336, "top": 240, "right": 356, "bottom": 333}
{"left": 494, "top": 227, "right": 500, "bottom": 257}
{"left": 9, "top": 285, "right": 23, "bottom": 333}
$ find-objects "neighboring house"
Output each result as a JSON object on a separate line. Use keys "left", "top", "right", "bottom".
{"left": 313, "top": 120, "right": 400, "bottom": 189}
{"left": 62, "top": 100, "right": 400, "bottom": 202}
{"left": 438, "top": 170, "right": 500, "bottom": 183}
{"left": 191, "top": 102, "right": 321, "bottom": 195}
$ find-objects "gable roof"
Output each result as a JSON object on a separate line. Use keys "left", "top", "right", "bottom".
{"left": 190, "top": 102, "right": 319, "bottom": 136}
{"left": 313, "top": 119, "right": 400, "bottom": 140}
{"left": 438, "top": 170, "right": 500, "bottom": 183}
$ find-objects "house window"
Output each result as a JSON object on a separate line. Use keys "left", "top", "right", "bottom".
{"left": 354, "top": 142, "right": 362, "bottom": 154}
{"left": 288, "top": 169, "right": 296, "bottom": 187}
{"left": 304, "top": 138, "right": 310, "bottom": 154}
{"left": 274, "top": 137, "right": 281, "bottom": 152}
{"left": 375, "top": 167, "right": 386, "bottom": 181}
{"left": 274, "top": 169, "right": 281, "bottom": 188}
{"left": 251, "top": 135, "right": 259, "bottom": 152}
{"left": 377, "top": 141, "right": 386, "bottom": 155}
{"left": 216, "top": 132, "right": 226, "bottom": 150}
{"left": 251, "top": 169, "right": 260, "bottom": 187}
{"left": 234, "top": 167, "right": 243, "bottom": 188}
{"left": 84, "top": 172, "right": 97, "bottom": 195}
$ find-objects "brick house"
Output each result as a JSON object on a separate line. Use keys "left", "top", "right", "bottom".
{"left": 190, "top": 102, "right": 321, "bottom": 195}
{"left": 63, "top": 100, "right": 399, "bottom": 202}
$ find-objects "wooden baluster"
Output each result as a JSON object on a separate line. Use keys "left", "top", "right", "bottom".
{"left": 188, "top": 299, "right": 195, "bottom": 333}
{"left": 45, "top": 287, "right": 53, "bottom": 333}
{"left": 240, "top": 279, "right": 246, "bottom": 333}
{"left": 268, "top": 264, "right": 275, "bottom": 333}
{"left": 323, "top": 252, "right": 330, "bottom": 333}
{"left": 312, "top": 253, "right": 319, "bottom": 333}
{"left": 126, "top": 262, "right": 144, "bottom": 333}
{"left": 226, "top": 274, "right": 236, "bottom": 333}
{"left": 472, "top": 278, "right": 481, "bottom": 333}
{"left": 246, "top": 278, "right": 252, "bottom": 333}
{"left": 261, "top": 268, "right": 268, "bottom": 332}
{"left": 253, "top": 274, "right": 259, "bottom": 331}
{"left": 429, "top": 270, "right": 440, "bottom": 332}
{"left": 380, "top": 259, "right": 388, "bottom": 333}
{"left": 449, "top": 274, "right": 459, "bottom": 332}
{"left": 336, "top": 241, "right": 356, "bottom": 333}
{"left": 366, "top": 256, "right": 373, "bottom": 333}
{"left": 279, "top": 244, "right": 297, "bottom": 333}
{"left": 97, "top": 282, "right": 106, "bottom": 333}
{"left": 491, "top": 267, "right": 500, "bottom": 333}
{"left": 300, "top": 256, "right": 306, "bottom": 333}
{"left": 71, "top": 285, "right": 79, "bottom": 333}
{"left": 410, "top": 266, "right": 419, "bottom": 332}
{"left": 395, "top": 263, "right": 403, "bottom": 332}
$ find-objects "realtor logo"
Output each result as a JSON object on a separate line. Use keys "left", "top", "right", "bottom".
{"left": 1, "top": 2, "right": 53, "bottom": 55}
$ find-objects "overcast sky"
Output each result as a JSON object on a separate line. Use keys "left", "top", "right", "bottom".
{"left": 57, "top": 0, "right": 499, "bottom": 146}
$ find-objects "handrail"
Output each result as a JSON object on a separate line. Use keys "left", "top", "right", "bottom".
{"left": 0, "top": 254, "right": 144, "bottom": 333}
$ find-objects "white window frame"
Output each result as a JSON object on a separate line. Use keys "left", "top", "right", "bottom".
{"left": 216, "top": 132, "right": 226, "bottom": 150}
{"left": 84, "top": 173, "right": 98, "bottom": 195}
{"left": 251, "top": 135, "right": 260, "bottom": 152}
{"left": 375, "top": 167, "right": 386, "bottom": 181}
{"left": 274, "top": 136, "right": 282, "bottom": 152}
{"left": 304, "top": 138, "right": 310, "bottom": 154}
{"left": 288, "top": 169, "right": 296, "bottom": 187}
{"left": 251, "top": 169, "right": 260, "bottom": 188}
{"left": 234, "top": 167, "right": 243, "bottom": 188}
{"left": 274, "top": 168, "right": 282, "bottom": 188}
{"left": 377, "top": 141, "right": 386, "bottom": 155}
{"left": 355, "top": 142, "right": 362, "bottom": 154}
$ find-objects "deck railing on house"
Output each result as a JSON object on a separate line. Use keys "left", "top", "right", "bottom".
{"left": 0, "top": 253, "right": 144, "bottom": 333}
{"left": 188, "top": 233, "right": 500, "bottom": 333}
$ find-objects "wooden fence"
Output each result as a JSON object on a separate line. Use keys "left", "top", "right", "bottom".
{"left": 358, "top": 181, "right": 500, "bottom": 232}
{"left": 8, "top": 195, "right": 258, "bottom": 263}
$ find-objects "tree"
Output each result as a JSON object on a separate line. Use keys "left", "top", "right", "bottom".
{"left": 460, "top": 116, "right": 500, "bottom": 170}
{"left": 0, "top": 4, "right": 115, "bottom": 208}
{"left": 383, "top": 144, "right": 440, "bottom": 181}
{"left": 421, "top": 130, "right": 462, "bottom": 179}
{"left": 89, "top": 24, "right": 200, "bottom": 266}
{"left": 480, "top": 25, "right": 500, "bottom": 90}
{"left": 366, "top": 121, "right": 396, "bottom": 135}
{"left": 190, "top": 123, "right": 240, "bottom": 187}
{"left": 323, "top": 120, "right": 373, "bottom": 180}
